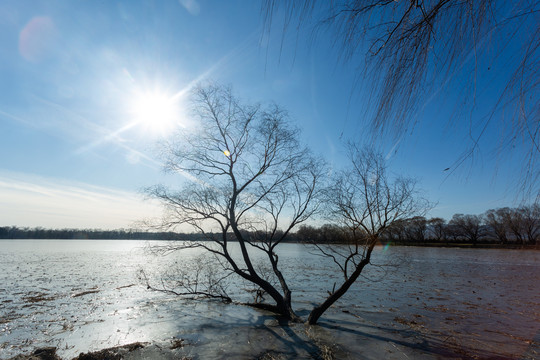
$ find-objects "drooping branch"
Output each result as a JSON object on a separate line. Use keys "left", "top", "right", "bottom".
{"left": 264, "top": 0, "right": 540, "bottom": 199}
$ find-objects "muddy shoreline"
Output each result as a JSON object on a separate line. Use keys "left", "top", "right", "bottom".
{"left": 6, "top": 309, "right": 540, "bottom": 360}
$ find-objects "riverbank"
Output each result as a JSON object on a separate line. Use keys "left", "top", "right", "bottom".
{"left": 383, "top": 242, "right": 540, "bottom": 249}
{"left": 8, "top": 309, "right": 540, "bottom": 360}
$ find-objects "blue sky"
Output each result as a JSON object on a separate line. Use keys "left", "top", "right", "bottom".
{"left": 0, "top": 0, "right": 535, "bottom": 229}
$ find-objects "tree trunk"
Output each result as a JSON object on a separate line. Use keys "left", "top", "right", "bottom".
{"left": 307, "top": 240, "right": 377, "bottom": 325}
{"left": 228, "top": 204, "right": 298, "bottom": 320}
{"left": 233, "top": 267, "right": 299, "bottom": 320}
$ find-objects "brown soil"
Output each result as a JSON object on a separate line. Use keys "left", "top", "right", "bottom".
{"left": 9, "top": 343, "right": 146, "bottom": 360}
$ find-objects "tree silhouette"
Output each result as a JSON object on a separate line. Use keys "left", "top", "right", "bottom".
{"left": 308, "top": 144, "right": 430, "bottom": 324}
{"left": 449, "top": 213, "right": 485, "bottom": 246}
{"left": 146, "top": 84, "right": 324, "bottom": 320}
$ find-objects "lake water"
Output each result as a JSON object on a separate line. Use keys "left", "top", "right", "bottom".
{"left": 0, "top": 240, "right": 538, "bottom": 359}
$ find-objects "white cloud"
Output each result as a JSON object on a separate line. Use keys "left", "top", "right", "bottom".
{"left": 178, "top": 0, "right": 200, "bottom": 15}
{"left": 0, "top": 171, "right": 161, "bottom": 229}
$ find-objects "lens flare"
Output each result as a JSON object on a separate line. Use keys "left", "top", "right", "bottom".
{"left": 19, "top": 16, "right": 57, "bottom": 62}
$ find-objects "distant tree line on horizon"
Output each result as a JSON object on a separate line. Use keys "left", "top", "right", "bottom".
{"left": 295, "top": 204, "right": 539, "bottom": 247}
{"left": 0, "top": 227, "right": 197, "bottom": 241}
{"left": 1, "top": 204, "right": 538, "bottom": 246}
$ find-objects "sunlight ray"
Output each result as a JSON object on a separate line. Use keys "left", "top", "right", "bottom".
{"left": 74, "top": 122, "right": 138, "bottom": 155}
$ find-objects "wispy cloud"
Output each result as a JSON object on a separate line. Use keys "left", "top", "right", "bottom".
{"left": 178, "top": 0, "right": 200, "bottom": 15}
{"left": 0, "top": 171, "right": 161, "bottom": 229}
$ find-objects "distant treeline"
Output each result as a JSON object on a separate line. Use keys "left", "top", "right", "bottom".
{"left": 295, "top": 205, "right": 540, "bottom": 247}
{"left": 1, "top": 205, "right": 538, "bottom": 247}
{"left": 0, "top": 227, "right": 202, "bottom": 241}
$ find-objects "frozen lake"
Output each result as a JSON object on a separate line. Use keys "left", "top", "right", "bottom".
{"left": 0, "top": 240, "right": 538, "bottom": 359}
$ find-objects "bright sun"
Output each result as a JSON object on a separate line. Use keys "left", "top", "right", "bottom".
{"left": 130, "top": 90, "right": 181, "bottom": 135}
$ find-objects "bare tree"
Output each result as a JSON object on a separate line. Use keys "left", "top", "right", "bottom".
{"left": 263, "top": 0, "right": 539, "bottom": 199}
{"left": 308, "top": 145, "right": 430, "bottom": 324}
{"left": 384, "top": 218, "right": 408, "bottom": 244}
{"left": 427, "top": 217, "right": 447, "bottom": 244}
{"left": 146, "top": 84, "right": 324, "bottom": 321}
{"left": 404, "top": 216, "right": 428, "bottom": 243}
{"left": 484, "top": 208, "right": 511, "bottom": 244}
{"left": 481, "top": 205, "right": 540, "bottom": 245}
{"left": 505, "top": 208, "right": 527, "bottom": 245}
{"left": 519, "top": 204, "right": 540, "bottom": 245}
{"left": 449, "top": 213, "right": 485, "bottom": 246}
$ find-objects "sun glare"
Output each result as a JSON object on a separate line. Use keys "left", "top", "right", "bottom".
{"left": 130, "top": 90, "right": 181, "bottom": 135}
